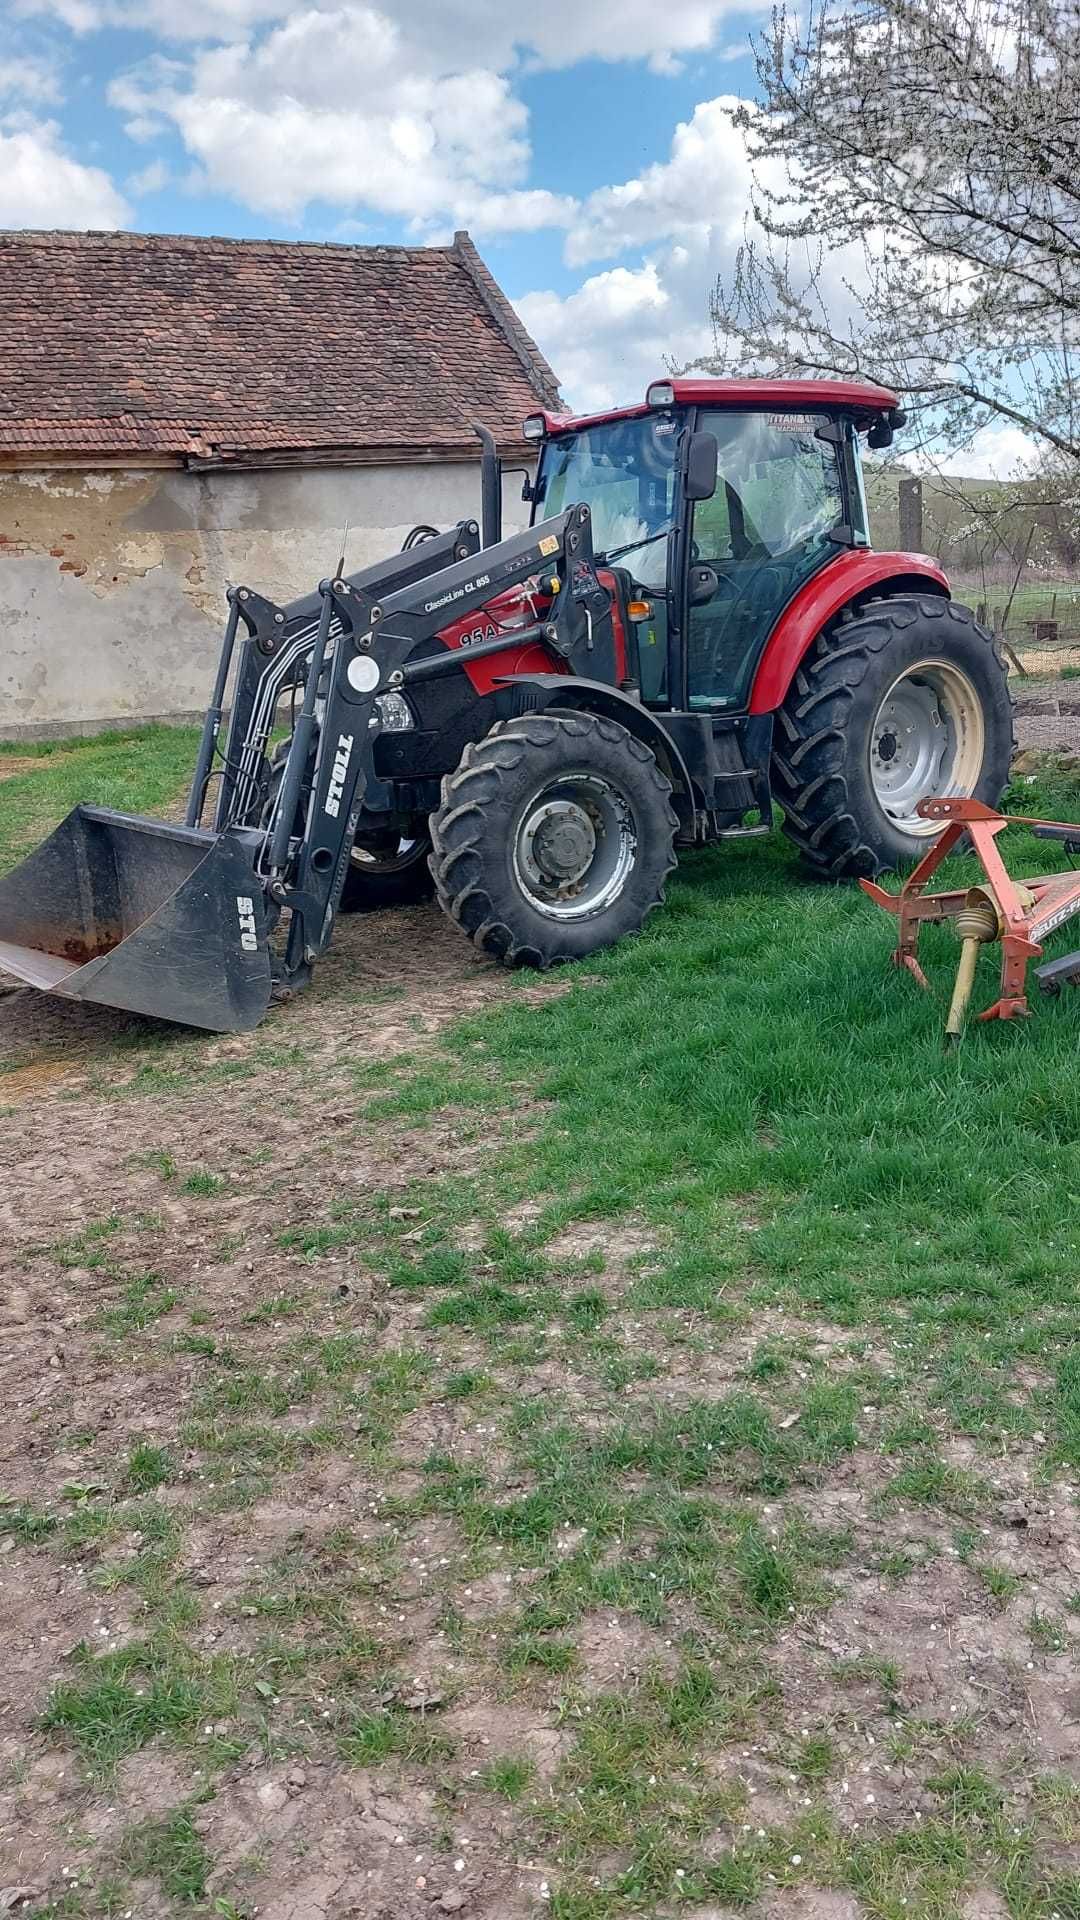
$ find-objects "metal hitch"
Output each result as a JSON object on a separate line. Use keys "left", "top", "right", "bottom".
{"left": 861, "top": 796, "right": 1080, "bottom": 1042}
{"left": 0, "top": 806, "right": 272, "bottom": 1032}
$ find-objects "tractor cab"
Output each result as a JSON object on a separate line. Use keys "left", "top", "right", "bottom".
{"left": 526, "top": 378, "right": 901, "bottom": 715}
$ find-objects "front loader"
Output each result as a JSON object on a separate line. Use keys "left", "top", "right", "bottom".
{"left": 0, "top": 377, "right": 1015, "bottom": 1032}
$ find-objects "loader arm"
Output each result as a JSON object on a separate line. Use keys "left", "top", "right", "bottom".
{"left": 260, "top": 503, "right": 611, "bottom": 988}
{"left": 374, "top": 502, "right": 613, "bottom": 687}
{"left": 187, "top": 519, "right": 484, "bottom": 836}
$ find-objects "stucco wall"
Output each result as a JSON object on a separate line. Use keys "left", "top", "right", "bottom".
{"left": 0, "top": 460, "right": 531, "bottom": 736}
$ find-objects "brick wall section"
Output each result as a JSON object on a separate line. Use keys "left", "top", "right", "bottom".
{"left": 0, "top": 229, "right": 560, "bottom": 464}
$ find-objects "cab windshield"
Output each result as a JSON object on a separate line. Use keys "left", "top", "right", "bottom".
{"left": 534, "top": 415, "right": 678, "bottom": 590}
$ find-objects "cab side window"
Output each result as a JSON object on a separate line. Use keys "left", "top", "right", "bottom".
{"left": 687, "top": 412, "right": 845, "bottom": 708}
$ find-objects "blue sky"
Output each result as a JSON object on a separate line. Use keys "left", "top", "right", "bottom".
{"left": 0, "top": 0, "right": 1037, "bottom": 475}
{"left": 0, "top": 1, "right": 777, "bottom": 407}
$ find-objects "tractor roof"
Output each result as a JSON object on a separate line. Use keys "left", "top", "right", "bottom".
{"left": 529, "top": 376, "right": 901, "bottom": 437}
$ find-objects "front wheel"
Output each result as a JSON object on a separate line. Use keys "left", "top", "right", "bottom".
{"left": 773, "top": 595, "right": 1014, "bottom": 878}
{"left": 429, "top": 711, "right": 678, "bottom": 967}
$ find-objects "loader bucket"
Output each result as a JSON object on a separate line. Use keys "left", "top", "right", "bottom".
{"left": 0, "top": 806, "right": 272, "bottom": 1033}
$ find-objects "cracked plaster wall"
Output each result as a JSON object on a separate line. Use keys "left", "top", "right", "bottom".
{"left": 0, "top": 461, "right": 529, "bottom": 735}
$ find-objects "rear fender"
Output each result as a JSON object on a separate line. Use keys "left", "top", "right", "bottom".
{"left": 494, "top": 672, "right": 696, "bottom": 831}
{"left": 748, "top": 550, "right": 950, "bottom": 715}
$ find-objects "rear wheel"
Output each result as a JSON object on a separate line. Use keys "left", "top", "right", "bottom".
{"left": 773, "top": 595, "right": 1014, "bottom": 878}
{"left": 429, "top": 711, "right": 678, "bottom": 967}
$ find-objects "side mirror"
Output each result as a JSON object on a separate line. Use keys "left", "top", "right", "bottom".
{"left": 866, "top": 405, "right": 907, "bottom": 450}
{"left": 689, "top": 562, "right": 720, "bottom": 608}
{"left": 684, "top": 430, "right": 718, "bottom": 502}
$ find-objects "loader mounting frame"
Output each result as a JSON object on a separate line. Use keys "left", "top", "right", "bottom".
{"left": 239, "top": 502, "right": 611, "bottom": 994}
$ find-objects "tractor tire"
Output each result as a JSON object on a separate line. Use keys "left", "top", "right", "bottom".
{"left": 773, "top": 595, "right": 1014, "bottom": 879}
{"left": 262, "top": 740, "right": 433, "bottom": 913}
{"left": 340, "top": 831, "right": 434, "bottom": 914}
{"left": 429, "top": 711, "right": 678, "bottom": 968}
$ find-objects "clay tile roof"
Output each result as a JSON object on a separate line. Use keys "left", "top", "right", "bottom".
{"left": 0, "top": 229, "right": 561, "bottom": 466}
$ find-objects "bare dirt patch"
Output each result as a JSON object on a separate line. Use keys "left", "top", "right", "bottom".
{"left": 574, "top": 1611, "right": 681, "bottom": 1694}
{"left": 189, "top": 1758, "right": 542, "bottom": 1920}
{"left": 3, "top": 892, "right": 1080, "bottom": 1919}
{"left": 0, "top": 753, "right": 77, "bottom": 782}
{"left": 543, "top": 1216, "right": 661, "bottom": 1270}
{"left": 0, "top": 898, "right": 563, "bottom": 1091}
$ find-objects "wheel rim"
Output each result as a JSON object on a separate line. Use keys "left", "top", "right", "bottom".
{"left": 869, "top": 659, "right": 985, "bottom": 837}
{"left": 350, "top": 833, "right": 430, "bottom": 875}
{"left": 512, "top": 771, "right": 637, "bottom": 921}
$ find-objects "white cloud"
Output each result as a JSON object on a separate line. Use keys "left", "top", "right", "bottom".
{"left": 26, "top": 0, "right": 755, "bottom": 68}
{"left": 0, "top": 52, "right": 65, "bottom": 106}
{"left": 450, "top": 188, "right": 579, "bottom": 239}
{"left": 565, "top": 96, "right": 760, "bottom": 266}
{"left": 15, "top": 0, "right": 275, "bottom": 33}
{"left": 105, "top": 9, "right": 761, "bottom": 234}
{"left": 934, "top": 422, "right": 1039, "bottom": 483}
{"left": 518, "top": 261, "right": 712, "bottom": 412}
{"left": 0, "top": 118, "right": 131, "bottom": 226}
{"left": 110, "top": 9, "right": 559, "bottom": 223}
{"left": 10, "top": 0, "right": 103, "bottom": 30}
{"left": 126, "top": 156, "right": 170, "bottom": 194}
{"left": 32, "top": 0, "right": 768, "bottom": 247}
{"left": 361, "top": 0, "right": 752, "bottom": 73}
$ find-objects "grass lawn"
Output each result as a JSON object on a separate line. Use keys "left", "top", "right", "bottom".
{"left": 0, "top": 725, "right": 201, "bottom": 872}
{"left": 4, "top": 732, "right": 1080, "bottom": 1919}
{"left": 953, "top": 579, "right": 1080, "bottom": 627}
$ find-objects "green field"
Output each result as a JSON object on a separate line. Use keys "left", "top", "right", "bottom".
{"left": 0, "top": 725, "right": 201, "bottom": 872}
{"left": 4, "top": 733, "right": 1080, "bottom": 1919}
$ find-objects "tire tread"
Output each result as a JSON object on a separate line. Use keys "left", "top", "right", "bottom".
{"left": 773, "top": 594, "right": 1015, "bottom": 878}
{"left": 429, "top": 711, "right": 677, "bottom": 967}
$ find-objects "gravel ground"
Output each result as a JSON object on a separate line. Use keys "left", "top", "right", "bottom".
{"left": 1012, "top": 678, "right": 1080, "bottom": 755}
{"left": 1015, "top": 713, "right": 1080, "bottom": 753}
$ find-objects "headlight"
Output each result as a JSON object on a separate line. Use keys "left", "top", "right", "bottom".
{"left": 374, "top": 690, "right": 414, "bottom": 732}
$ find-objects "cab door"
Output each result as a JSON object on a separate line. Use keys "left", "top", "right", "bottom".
{"left": 685, "top": 411, "right": 854, "bottom": 711}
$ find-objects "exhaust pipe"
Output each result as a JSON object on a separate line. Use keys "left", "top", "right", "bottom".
{"left": 472, "top": 421, "right": 502, "bottom": 549}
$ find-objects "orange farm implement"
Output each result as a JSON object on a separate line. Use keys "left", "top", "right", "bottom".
{"left": 861, "top": 796, "right": 1080, "bottom": 1042}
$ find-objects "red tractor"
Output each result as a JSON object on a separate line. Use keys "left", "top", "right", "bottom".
{"left": 0, "top": 377, "right": 1013, "bottom": 1031}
